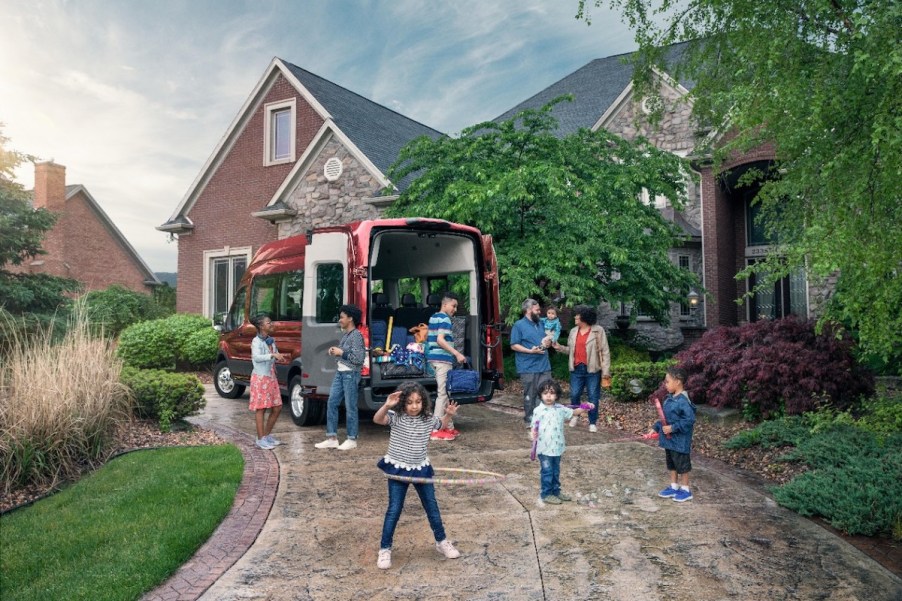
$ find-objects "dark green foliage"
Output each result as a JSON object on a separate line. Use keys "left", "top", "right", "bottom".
{"left": 771, "top": 430, "right": 902, "bottom": 538}
{"left": 120, "top": 367, "right": 205, "bottom": 432}
{"left": 117, "top": 313, "right": 214, "bottom": 370}
{"left": 724, "top": 410, "right": 902, "bottom": 538}
{"left": 724, "top": 416, "right": 810, "bottom": 450}
{"left": 386, "top": 97, "right": 699, "bottom": 321}
{"left": 609, "top": 361, "right": 674, "bottom": 402}
{"left": 82, "top": 285, "right": 170, "bottom": 337}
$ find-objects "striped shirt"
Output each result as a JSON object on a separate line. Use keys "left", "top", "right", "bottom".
{"left": 383, "top": 411, "right": 442, "bottom": 470}
{"left": 426, "top": 312, "right": 454, "bottom": 363}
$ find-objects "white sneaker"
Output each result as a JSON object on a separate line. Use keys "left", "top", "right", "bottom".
{"left": 435, "top": 539, "right": 460, "bottom": 559}
{"left": 314, "top": 438, "right": 339, "bottom": 449}
{"left": 569, "top": 416, "right": 578, "bottom": 428}
{"left": 336, "top": 439, "right": 358, "bottom": 451}
{"left": 589, "top": 425, "right": 598, "bottom": 433}
{"left": 255, "top": 438, "right": 275, "bottom": 450}
{"left": 377, "top": 548, "right": 392, "bottom": 569}
{"left": 264, "top": 434, "right": 283, "bottom": 446}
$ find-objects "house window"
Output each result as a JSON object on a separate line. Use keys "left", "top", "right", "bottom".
{"left": 204, "top": 247, "right": 252, "bottom": 319}
{"left": 747, "top": 259, "right": 808, "bottom": 321}
{"left": 316, "top": 263, "right": 344, "bottom": 323}
{"left": 678, "top": 255, "right": 692, "bottom": 318}
{"left": 263, "top": 99, "right": 296, "bottom": 165}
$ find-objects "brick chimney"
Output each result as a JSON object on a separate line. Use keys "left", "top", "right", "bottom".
{"left": 33, "top": 161, "right": 67, "bottom": 211}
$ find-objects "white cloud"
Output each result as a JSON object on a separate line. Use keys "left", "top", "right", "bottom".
{"left": 1, "top": 0, "right": 637, "bottom": 273}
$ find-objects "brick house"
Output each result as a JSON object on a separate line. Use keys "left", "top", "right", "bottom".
{"left": 21, "top": 161, "right": 160, "bottom": 293}
{"left": 496, "top": 44, "right": 813, "bottom": 349}
{"left": 158, "top": 58, "right": 440, "bottom": 317}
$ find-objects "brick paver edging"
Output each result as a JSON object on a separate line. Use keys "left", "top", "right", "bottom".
{"left": 142, "top": 419, "right": 279, "bottom": 601}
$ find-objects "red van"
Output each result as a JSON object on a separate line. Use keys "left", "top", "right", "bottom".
{"left": 213, "top": 218, "right": 504, "bottom": 426}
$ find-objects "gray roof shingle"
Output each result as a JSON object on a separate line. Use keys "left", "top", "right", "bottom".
{"left": 494, "top": 42, "right": 693, "bottom": 135}
{"left": 281, "top": 60, "right": 443, "bottom": 188}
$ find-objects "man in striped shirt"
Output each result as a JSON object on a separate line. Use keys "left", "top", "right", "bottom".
{"left": 426, "top": 292, "right": 466, "bottom": 440}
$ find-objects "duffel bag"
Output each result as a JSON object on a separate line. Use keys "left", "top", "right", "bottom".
{"left": 447, "top": 361, "right": 480, "bottom": 394}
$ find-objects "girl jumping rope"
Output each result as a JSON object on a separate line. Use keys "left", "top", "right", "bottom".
{"left": 373, "top": 381, "right": 461, "bottom": 569}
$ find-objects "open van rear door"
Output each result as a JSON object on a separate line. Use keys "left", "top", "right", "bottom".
{"left": 301, "top": 230, "right": 351, "bottom": 395}
{"left": 481, "top": 234, "right": 504, "bottom": 378}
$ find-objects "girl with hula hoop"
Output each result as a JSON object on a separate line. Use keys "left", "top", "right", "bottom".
{"left": 373, "top": 381, "right": 461, "bottom": 570}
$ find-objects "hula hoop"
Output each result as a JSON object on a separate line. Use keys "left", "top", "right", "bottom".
{"left": 383, "top": 467, "right": 506, "bottom": 486}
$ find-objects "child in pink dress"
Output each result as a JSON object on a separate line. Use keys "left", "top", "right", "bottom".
{"left": 250, "top": 314, "right": 284, "bottom": 450}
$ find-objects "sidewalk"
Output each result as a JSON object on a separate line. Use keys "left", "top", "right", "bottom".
{"left": 145, "top": 386, "right": 901, "bottom": 601}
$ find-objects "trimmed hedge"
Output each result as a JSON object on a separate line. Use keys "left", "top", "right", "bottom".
{"left": 82, "top": 285, "right": 170, "bottom": 337}
{"left": 120, "top": 367, "right": 205, "bottom": 432}
{"left": 609, "top": 360, "right": 674, "bottom": 402}
{"left": 117, "top": 313, "right": 217, "bottom": 370}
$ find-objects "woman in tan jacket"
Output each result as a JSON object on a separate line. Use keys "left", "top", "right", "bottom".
{"left": 553, "top": 305, "right": 611, "bottom": 433}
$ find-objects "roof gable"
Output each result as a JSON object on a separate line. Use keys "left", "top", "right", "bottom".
{"left": 494, "top": 42, "right": 693, "bottom": 136}
{"left": 160, "top": 58, "right": 441, "bottom": 231}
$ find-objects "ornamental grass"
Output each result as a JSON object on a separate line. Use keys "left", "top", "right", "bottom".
{"left": 0, "top": 306, "right": 133, "bottom": 494}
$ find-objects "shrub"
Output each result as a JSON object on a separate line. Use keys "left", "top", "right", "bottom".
{"left": 724, "top": 415, "right": 810, "bottom": 450}
{"left": 609, "top": 337, "right": 651, "bottom": 365}
{"left": 0, "top": 309, "right": 132, "bottom": 493}
{"left": 117, "top": 320, "right": 176, "bottom": 369}
{"left": 855, "top": 394, "right": 902, "bottom": 440}
{"left": 182, "top": 327, "right": 220, "bottom": 368}
{"left": 673, "top": 317, "right": 874, "bottom": 418}
{"left": 81, "top": 285, "right": 170, "bottom": 337}
{"left": 609, "top": 361, "right": 674, "bottom": 402}
{"left": 120, "top": 367, "right": 205, "bottom": 432}
{"left": 117, "top": 313, "right": 215, "bottom": 370}
{"left": 771, "top": 429, "right": 902, "bottom": 538}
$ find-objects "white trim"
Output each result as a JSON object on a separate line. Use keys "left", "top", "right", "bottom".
{"left": 263, "top": 98, "right": 297, "bottom": 166}
{"left": 694, "top": 163, "right": 707, "bottom": 327}
{"left": 162, "top": 57, "right": 333, "bottom": 226}
{"left": 264, "top": 120, "right": 392, "bottom": 208}
{"left": 202, "top": 246, "right": 253, "bottom": 318}
{"left": 592, "top": 81, "right": 633, "bottom": 132}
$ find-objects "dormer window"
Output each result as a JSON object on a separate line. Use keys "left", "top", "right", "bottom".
{"left": 264, "top": 99, "right": 296, "bottom": 165}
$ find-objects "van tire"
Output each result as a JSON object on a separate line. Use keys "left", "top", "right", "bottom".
{"left": 214, "top": 361, "right": 245, "bottom": 399}
{"left": 289, "top": 375, "right": 319, "bottom": 426}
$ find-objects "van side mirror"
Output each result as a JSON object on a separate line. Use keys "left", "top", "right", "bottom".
{"left": 213, "top": 312, "right": 228, "bottom": 332}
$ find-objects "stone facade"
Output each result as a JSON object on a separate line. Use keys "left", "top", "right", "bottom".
{"left": 278, "top": 137, "right": 383, "bottom": 239}
{"left": 605, "top": 82, "right": 696, "bottom": 154}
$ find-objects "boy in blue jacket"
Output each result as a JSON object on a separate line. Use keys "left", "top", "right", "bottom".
{"left": 649, "top": 366, "right": 697, "bottom": 502}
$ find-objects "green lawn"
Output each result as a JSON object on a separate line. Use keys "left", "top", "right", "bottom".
{"left": 0, "top": 445, "right": 243, "bottom": 601}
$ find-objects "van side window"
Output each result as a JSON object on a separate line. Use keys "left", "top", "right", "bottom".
{"left": 279, "top": 270, "right": 304, "bottom": 321}
{"left": 226, "top": 287, "right": 246, "bottom": 331}
{"left": 250, "top": 273, "right": 279, "bottom": 320}
{"left": 316, "top": 263, "right": 344, "bottom": 323}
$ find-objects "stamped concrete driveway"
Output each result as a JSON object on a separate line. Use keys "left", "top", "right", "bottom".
{"left": 191, "top": 387, "right": 901, "bottom": 601}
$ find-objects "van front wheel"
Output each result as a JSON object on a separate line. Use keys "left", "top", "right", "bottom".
{"left": 289, "top": 375, "right": 319, "bottom": 426}
{"left": 214, "top": 361, "right": 245, "bottom": 399}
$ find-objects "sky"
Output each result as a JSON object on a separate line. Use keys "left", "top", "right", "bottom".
{"left": 0, "top": 0, "right": 638, "bottom": 273}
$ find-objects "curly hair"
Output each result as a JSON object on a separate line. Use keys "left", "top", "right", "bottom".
{"left": 574, "top": 305, "right": 598, "bottom": 326}
{"left": 251, "top": 313, "right": 271, "bottom": 330}
{"left": 394, "top": 381, "right": 433, "bottom": 417}
{"left": 536, "top": 378, "right": 562, "bottom": 400}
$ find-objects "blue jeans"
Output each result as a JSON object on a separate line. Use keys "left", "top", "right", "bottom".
{"left": 380, "top": 478, "right": 447, "bottom": 549}
{"left": 538, "top": 454, "right": 562, "bottom": 498}
{"left": 326, "top": 371, "right": 360, "bottom": 439}
{"left": 570, "top": 364, "right": 601, "bottom": 425}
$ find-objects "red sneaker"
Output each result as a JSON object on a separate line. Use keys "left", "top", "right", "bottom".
{"left": 446, "top": 428, "right": 460, "bottom": 437}
{"left": 430, "top": 429, "right": 455, "bottom": 441}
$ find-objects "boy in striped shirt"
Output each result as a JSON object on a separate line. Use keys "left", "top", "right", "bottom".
{"left": 426, "top": 292, "right": 466, "bottom": 440}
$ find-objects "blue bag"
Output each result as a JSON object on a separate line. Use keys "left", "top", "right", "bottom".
{"left": 447, "top": 360, "right": 480, "bottom": 394}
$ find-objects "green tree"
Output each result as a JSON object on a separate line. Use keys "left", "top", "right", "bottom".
{"left": 0, "top": 126, "right": 80, "bottom": 316}
{"left": 386, "top": 98, "right": 699, "bottom": 322}
{"left": 577, "top": 0, "right": 902, "bottom": 362}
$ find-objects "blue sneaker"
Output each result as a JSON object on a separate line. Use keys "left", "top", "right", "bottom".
{"left": 658, "top": 486, "right": 678, "bottom": 498}
{"left": 672, "top": 488, "right": 693, "bottom": 502}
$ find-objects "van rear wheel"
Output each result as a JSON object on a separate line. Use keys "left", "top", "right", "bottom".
{"left": 289, "top": 375, "right": 320, "bottom": 426}
{"left": 214, "top": 361, "right": 245, "bottom": 399}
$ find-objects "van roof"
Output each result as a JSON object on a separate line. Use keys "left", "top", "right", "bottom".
{"left": 250, "top": 218, "right": 484, "bottom": 266}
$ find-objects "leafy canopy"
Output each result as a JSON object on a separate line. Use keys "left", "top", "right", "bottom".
{"left": 577, "top": 0, "right": 902, "bottom": 361}
{"left": 386, "top": 98, "right": 699, "bottom": 322}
